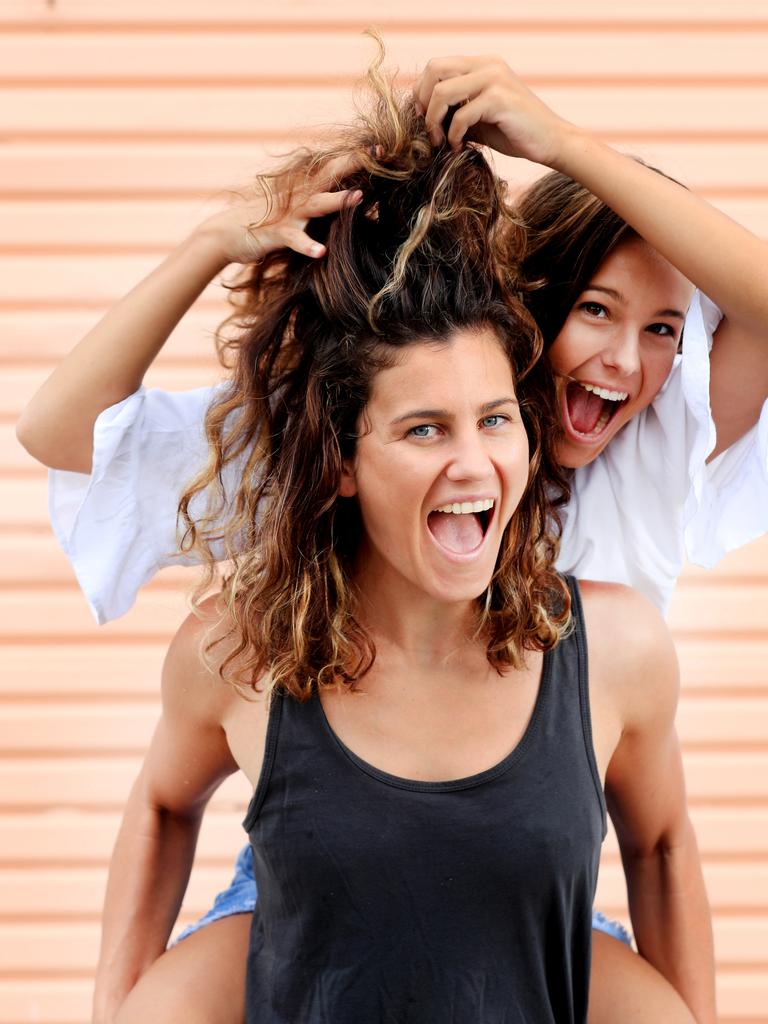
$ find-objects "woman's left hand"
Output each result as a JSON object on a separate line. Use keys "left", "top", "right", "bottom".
{"left": 413, "top": 56, "right": 575, "bottom": 167}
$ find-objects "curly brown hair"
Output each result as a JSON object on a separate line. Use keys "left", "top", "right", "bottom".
{"left": 178, "top": 48, "right": 571, "bottom": 699}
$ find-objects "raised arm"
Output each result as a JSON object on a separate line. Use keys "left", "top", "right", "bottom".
{"left": 584, "top": 583, "right": 716, "bottom": 1024}
{"left": 414, "top": 56, "right": 768, "bottom": 457}
{"left": 92, "top": 601, "right": 241, "bottom": 1023}
{"left": 17, "top": 179, "right": 361, "bottom": 474}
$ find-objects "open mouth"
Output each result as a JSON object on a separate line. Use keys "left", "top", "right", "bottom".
{"left": 426, "top": 499, "right": 495, "bottom": 556}
{"left": 562, "top": 381, "right": 629, "bottom": 443}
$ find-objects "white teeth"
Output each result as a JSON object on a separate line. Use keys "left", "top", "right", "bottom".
{"left": 580, "top": 383, "right": 628, "bottom": 402}
{"left": 433, "top": 498, "right": 495, "bottom": 515}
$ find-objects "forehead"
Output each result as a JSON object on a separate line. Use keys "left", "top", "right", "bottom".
{"left": 592, "top": 237, "right": 694, "bottom": 309}
{"left": 368, "top": 327, "right": 516, "bottom": 413}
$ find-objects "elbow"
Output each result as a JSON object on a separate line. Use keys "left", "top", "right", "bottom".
{"left": 620, "top": 812, "right": 699, "bottom": 865}
{"left": 624, "top": 823, "right": 703, "bottom": 891}
{"left": 126, "top": 774, "right": 206, "bottom": 840}
{"left": 16, "top": 405, "right": 56, "bottom": 467}
{"left": 15, "top": 409, "right": 42, "bottom": 461}
{"left": 15, "top": 408, "right": 92, "bottom": 473}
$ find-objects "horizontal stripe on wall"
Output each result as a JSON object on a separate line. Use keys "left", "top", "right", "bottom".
{"left": 4, "top": 84, "right": 768, "bottom": 136}
{"left": 2, "top": 29, "right": 768, "bottom": 81}
{"left": 3, "top": 0, "right": 768, "bottom": 27}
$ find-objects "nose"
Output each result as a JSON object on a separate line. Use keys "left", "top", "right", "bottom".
{"left": 443, "top": 428, "right": 495, "bottom": 484}
{"left": 600, "top": 325, "right": 641, "bottom": 379}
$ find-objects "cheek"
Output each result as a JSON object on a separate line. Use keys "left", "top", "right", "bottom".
{"left": 500, "top": 434, "right": 532, "bottom": 509}
{"left": 354, "top": 449, "right": 424, "bottom": 536}
{"left": 638, "top": 344, "right": 678, "bottom": 401}
{"left": 547, "top": 321, "right": 590, "bottom": 376}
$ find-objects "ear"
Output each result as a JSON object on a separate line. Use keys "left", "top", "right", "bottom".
{"left": 338, "top": 458, "right": 358, "bottom": 498}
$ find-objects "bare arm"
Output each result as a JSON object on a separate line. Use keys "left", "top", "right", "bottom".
{"left": 91, "top": 751, "right": 211, "bottom": 1023}
{"left": 415, "top": 57, "right": 768, "bottom": 458}
{"left": 17, "top": 185, "right": 361, "bottom": 475}
{"left": 93, "top": 602, "right": 240, "bottom": 1022}
{"left": 585, "top": 584, "right": 716, "bottom": 1024}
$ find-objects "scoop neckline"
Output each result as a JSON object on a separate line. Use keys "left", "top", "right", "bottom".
{"left": 313, "top": 648, "right": 553, "bottom": 793}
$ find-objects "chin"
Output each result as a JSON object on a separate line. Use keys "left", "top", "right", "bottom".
{"left": 556, "top": 439, "right": 608, "bottom": 470}
{"left": 428, "top": 572, "right": 495, "bottom": 605}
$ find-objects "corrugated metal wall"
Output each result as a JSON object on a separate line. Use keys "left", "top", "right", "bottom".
{"left": 1, "top": 2, "right": 767, "bottom": 1020}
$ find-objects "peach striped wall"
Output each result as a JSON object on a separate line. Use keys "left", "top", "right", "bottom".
{"left": 2, "top": 2, "right": 767, "bottom": 1021}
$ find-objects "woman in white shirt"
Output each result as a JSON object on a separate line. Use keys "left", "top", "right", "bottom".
{"left": 17, "top": 53, "right": 767, "bottom": 1023}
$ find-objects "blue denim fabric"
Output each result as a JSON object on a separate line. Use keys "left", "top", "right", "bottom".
{"left": 174, "top": 845, "right": 257, "bottom": 944}
{"left": 176, "top": 843, "right": 633, "bottom": 948}
{"left": 591, "top": 909, "right": 633, "bottom": 947}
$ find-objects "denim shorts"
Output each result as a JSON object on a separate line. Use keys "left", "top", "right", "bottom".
{"left": 174, "top": 845, "right": 258, "bottom": 944}
{"left": 175, "top": 844, "right": 633, "bottom": 948}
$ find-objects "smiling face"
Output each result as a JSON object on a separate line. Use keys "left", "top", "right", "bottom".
{"left": 339, "top": 325, "right": 530, "bottom": 607}
{"left": 548, "top": 236, "right": 695, "bottom": 468}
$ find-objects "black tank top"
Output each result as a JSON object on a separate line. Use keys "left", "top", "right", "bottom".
{"left": 243, "top": 577, "right": 606, "bottom": 1023}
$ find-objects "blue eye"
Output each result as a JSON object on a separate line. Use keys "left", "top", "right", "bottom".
{"left": 409, "top": 424, "right": 436, "bottom": 438}
{"left": 481, "top": 414, "right": 506, "bottom": 428}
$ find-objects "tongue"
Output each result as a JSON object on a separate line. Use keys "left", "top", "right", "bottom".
{"left": 567, "top": 383, "right": 606, "bottom": 434}
{"left": 428, "top": 511, "right": 483, "bottom": 554}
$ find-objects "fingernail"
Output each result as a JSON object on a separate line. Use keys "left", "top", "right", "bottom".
{"left": 310, "top": 243, "right": 325, "bottom": 257}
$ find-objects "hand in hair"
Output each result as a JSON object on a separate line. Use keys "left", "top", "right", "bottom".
{"left": 196, "top": 174, "right": 364, "bottom": 266}
{"left": 413, "top": 55, "right": 571, "bottom": 167}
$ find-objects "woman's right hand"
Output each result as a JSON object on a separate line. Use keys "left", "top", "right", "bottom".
{"left": 193, "top": 157, "right": 364, "bottom": 266}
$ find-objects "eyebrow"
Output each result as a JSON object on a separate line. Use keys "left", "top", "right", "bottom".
{"left": 390, "top": 396, "right": 519, "bottom": 425}
{"left": 584, "top": 284, "right": 686, "bottom": 322}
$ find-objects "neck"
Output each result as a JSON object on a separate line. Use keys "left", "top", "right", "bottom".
{"left": 350, "top": 546, "right": 484, "bottom": 671}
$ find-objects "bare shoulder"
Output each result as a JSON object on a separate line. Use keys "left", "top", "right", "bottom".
{"left": 163, "top": 593, "right": 274, "bottom": 787}
{"left": 576, "top": 579, "right": 679, "bottom": 732}
{"left": 576, "top": 578, "right": 669, "bottom": 643}
{"left": 162, "top": 593, "right": 266, "bottom": 726}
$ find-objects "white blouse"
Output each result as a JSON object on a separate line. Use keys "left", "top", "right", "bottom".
{"left": 49, "top": 291, "right": 768, "bottom": 623}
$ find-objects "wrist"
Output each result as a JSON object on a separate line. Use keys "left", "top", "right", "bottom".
{"left": 184, "top": 223, "right": 235, "bottom": 274}
{"left": 546, "top": 122, "right": 598, "bottom": 177}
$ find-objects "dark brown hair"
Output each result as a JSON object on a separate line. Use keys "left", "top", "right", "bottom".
{"left": 518, "top": 162, "right": 685, "bottom": 347}
{"left": 178, "top": 53, "right": 571, "bottom": 699}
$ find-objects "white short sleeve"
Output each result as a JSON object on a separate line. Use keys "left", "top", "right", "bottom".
{"left": 684, "top": 404, "right": 768, "bottom": 566}
{"left": 48, "top": 383, "right": 229, "bottom": 624}
{"left": 683, "top": 295, "right": 768, "bottom": 566}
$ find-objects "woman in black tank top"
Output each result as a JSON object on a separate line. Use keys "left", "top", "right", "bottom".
{"left": 97, "top": 64, "right": 715, "bottom": 1024}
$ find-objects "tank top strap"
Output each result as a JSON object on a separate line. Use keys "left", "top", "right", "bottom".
{"left": 242, "top": 692, "right": 284, "bottom": 833}
{"left": 550, "top": 574, "right": 607, "bottom": 837}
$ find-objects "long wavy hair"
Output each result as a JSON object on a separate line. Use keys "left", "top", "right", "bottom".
{"left": 178, "top": 52, "right": 571, "bottom": 699}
